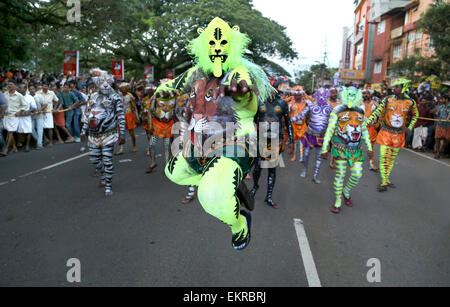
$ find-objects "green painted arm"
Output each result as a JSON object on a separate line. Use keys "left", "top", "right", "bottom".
{"left": 408, "top": 99, "right": 419, "bottom": 131}
{"left": 153, "top": 66, "right": 198, "bottom": 99}
{"left": 361, "top": 124, "right": 373, "bottom": 151}
{"left": 365, "top": 96, "right": 387, "bottom": 126}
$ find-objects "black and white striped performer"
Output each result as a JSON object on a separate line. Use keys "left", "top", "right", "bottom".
{"left": 81, "top": 68, "right": 126, "bottom": 196}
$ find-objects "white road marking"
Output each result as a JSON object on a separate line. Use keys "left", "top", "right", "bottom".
{"left": 293, "top": 218, "right": 322, "bottom": 287}
{"left": 402, "top": 148, "right": 450, "bottom": 168}
{"left": 1, "top": 153, "right": 89, "bottom": 186}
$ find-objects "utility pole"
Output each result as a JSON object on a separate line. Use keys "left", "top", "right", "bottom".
{"left": 319, "top": 39, "right": 329, "bottom": 87}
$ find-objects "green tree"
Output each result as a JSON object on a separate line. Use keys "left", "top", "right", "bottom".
{"left": 295, "top": 64, "right": 338, "bottom": 92}
{"left": 4, "top": 0, "right": 298, "bottom": 81}
{"left": 0, "top": 0, "right": 69, "bottom": 72}
{"left": 390, "top": 2, "right": 450, "bottom": 81}
{"left": 417, "top": 1, "right": 450, "bottom": 69}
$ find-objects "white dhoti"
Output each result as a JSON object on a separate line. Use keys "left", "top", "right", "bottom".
{"left": 43, "top": 113, "right": 54, "bottom": 129}
{"left": 18, "top": 116, "right": 32, "bottom": 134}
{"left": 3, "top": 117, "right": 20, "bottom": 132}
{"left": 412, "top": 126, "right": 428, "bottom": 149}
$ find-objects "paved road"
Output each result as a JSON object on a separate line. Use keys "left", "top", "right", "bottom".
{"left": 0, "top": 128, "right": 449, "bottom": 287}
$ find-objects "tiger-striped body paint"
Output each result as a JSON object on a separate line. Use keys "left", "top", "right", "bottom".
{"left": 365, "top": 94, "right": 418, "bottom": 188}
{"left": 322, "top": 87, "right": 372, "bottom": 209}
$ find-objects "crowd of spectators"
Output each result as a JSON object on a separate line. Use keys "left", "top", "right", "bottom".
{"left": 1, "top": 69, "right": 449, "bottom": 160}
{"left": 0, "top": 69, "right": 152, "bottom": 157}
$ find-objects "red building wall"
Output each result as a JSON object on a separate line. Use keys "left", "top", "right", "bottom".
{"left": 353, "top": 0, "right": 371, "bottom": 71}
{"left": 371, "top": 15, "right": 392, "bottom": 84}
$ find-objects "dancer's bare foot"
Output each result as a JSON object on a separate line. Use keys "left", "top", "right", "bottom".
{"left": 330, "top": 206, "right": 341, "bottom": 214}
{"left": 65, "top": 137, "right": 75, "bottom": 143}
{"left": 145, "top": 164, "right": 157, "bottom": 173}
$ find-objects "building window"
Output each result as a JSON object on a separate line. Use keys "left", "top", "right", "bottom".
{"left": 393, "top": 44, "right": 402, "bottom": 59}
{"left": 377, "top": 20, "right": 386, "bottom": 34}
{"left": 356, "top": 42, "right": 363, "bottom": 55}
{"left": 416, "top": 31, "right": 422, "bottom": 40}
{"left": 429, "top": 37, "right": 435, "bottom": 50}
{"left": 408, "top": 33, "right": 415, "bottom": 42}
{"left": 359, "top": 16, "right": 365, "bottom": 33}
{"left": 374, "top": 61, "right": 382, "bottom": 74}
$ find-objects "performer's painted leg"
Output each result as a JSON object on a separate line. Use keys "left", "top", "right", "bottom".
{"left": 265, "top": 167, "right": 278, "bottom": 209}
{"left": 89, "top": 146, "right": 105, "bottom": 186}
{"left": 330, "top": 155, "right": 336, "bottom": 169}
{"left": 386, "top": 147, "right": 399, "bottom": 187}
{"left": 146, "top": 135, "right": 158, "bottom": 173}
{"left": 181, "top": 186, "right": 196, "bottom": 204}
{"left": 165, "top": 151, "right": 202, "bottom": 187}
{"left": 342, "top": 161, "right": 363, "bottom": 206}
{"left": 146, "top": 131, "right": 151, "bottom": 156}
{"left": 301, "top": 147, "right": 311, "bottom": 177}
{"left": 290, "top": 141, "right": 297, "bottom": 161}
{"left": 378, "top": 145, "right": 389, "bottom": 191}
{"left": 312, "top": 147, "right": 323, "bottom": 184}
{"left": 331, "top": 159, "right": 347, "bottom": 213}
{"left": 197, "top": 156, "right": 251, "bottom": 250}
{"left": 250, "top": 158, "right": 262, "bottom": 197}
{"left": 163, "top": 137, "right": 171, "bottom": 163}
{"left": 369, "top": 141, "right": 378, "bottom": 171}
{"left": 129, "top": 129, "right": 137, "bottom": 152}
{"left": 102, "top": 144, "right": 115, "bottom": 196}
{"left": 299, "top": 141, "right": 304, "bottom": 162}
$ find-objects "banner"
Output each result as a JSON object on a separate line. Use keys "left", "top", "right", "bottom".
{"left": 339, "top": 69, "right": 365, "bottom": 81}
{"left": 112, "top": 59, "right": 124, "bottom": 80}
{"left": 165, "top": 69, "right": 175, "bottom": 80}
{"left": 63, "top": 51, "right": 79, "bottom": 77}
{"left": 144, "top": 66, "right": 154, "bottom": 82}
{"left": 345, "top": 40, "right": 351, "bottom": 69}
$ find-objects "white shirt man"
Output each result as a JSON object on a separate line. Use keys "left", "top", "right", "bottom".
{"left": 17, "top": 92, "right": 37, "bottom": 134}
{"left": 38, "top": 87, "right": 58, "bottom": 129}
{"left": 31, "top": 88, "right": 46, "bottom": 148}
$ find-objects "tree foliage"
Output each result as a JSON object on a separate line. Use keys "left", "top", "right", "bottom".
{"left": 1, "top": 0, "right": 298, "bottom": 81}
{"left": 417, "top": 1, "right": 450, "bottom": 69}
{"left": 294, "top": 64, "right": 338, "bottom": 93}
{"left": 391, "top": 2, "right": 450, "bottom": 81}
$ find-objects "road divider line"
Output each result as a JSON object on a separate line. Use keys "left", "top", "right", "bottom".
{"left": 293, "top": 218, "right": 322, "bottom": 287}
{"left": 1, "top": 152, "right": 90, "bottom": 186}
{"left": 402, "top": 148, "right": 450, "bottom": 168}
{"left": 40, "top": 153, "right": 90, "bottom": 170}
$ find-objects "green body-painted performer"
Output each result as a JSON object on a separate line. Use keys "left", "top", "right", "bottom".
{"left": 321, "top": 87, "right": 373, "bottom": 214}
{"left": 154, "top": 17, "right": 274, "bottom": 250}
{"left": 364, "top": 78, "right": 418, "bottom": 192}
